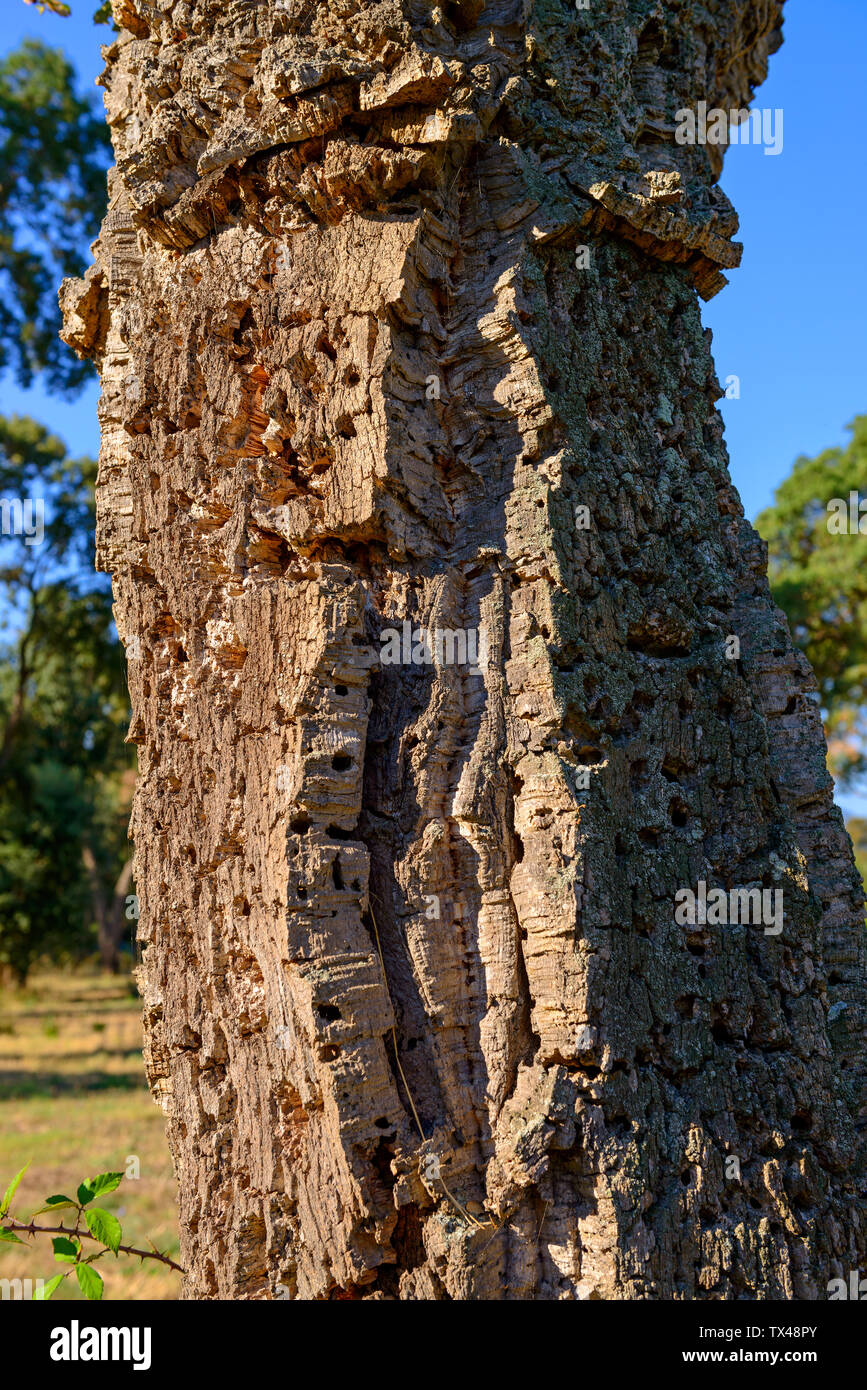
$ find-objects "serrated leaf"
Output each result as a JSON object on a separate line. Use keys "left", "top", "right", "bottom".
{"left": 52, "top": 1236, "right": 78, "bottom": 1262}
{"left": 77, "top": 1172, "right": 123, "bottom": 1206}
{"left": 75, "top": 1264, "right": 103, "bottom": 1301}
{"left": 34, "top": 1274, "right": 64, "bottom": 1301}
{"left": 85, "top": 1207, "right": 122, "bottom": 1255}
{"left": 31, "top": 1194, "right": 76, "bottom": 1216}
{"left": 0, "top": 1164, "right": 29, "bottom": 1217}
{"left": 0, "top": 1228, "right": 24, "bottom": 1244}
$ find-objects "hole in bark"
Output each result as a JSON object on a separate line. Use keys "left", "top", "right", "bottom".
{"left": 334, "top": 684, "right": 348, "bottom": 696}
{"left": 331, "top": 753, "right": 352, "bottom": 771}
{"left": 577, "top": 746, "right": 605, "bottom": 763}
{"left": 669, "top": 800, "right": 688, "bottom": 827}
{"left": 234, "top": 307, "right": 255, "bottom": 345}
{"left": 674, "top": 995, "right": 695, "bottom": 1019}
{"left": 175, "top": 645, "right": 188, "bottom": 663}
{"left": 326, "top": 824, "right": 352, "bottom": 840}
{"left": 316, "top": 1003, "right": 341, "bottom": 1022}
{"left": 374, "top": 1116, "right": 391, "bottom": 1129}
{"left": 792, "top": 1110, "right": 812, "bottom": 1132}
{"left": 627, "top": 632, "right": 691, "bottom": 658}
{"left": 344, "top": 365, "right": 360, "bottom": 385}
{"left": 371, "top": 1136, "right": 396, "bottom": 1190}
{"left": 443, "top": 0, "right": 484, "bottom": 32}
{"left": 290, "top": 817, "right": 311, "bottom": 834}
{"left": 316, "top": 333, "right": 337, "bottom": 362}
{"left": 711, "top": 1020, "right": 733, "bottom": 1044}
{"left": 638, "top": 828, "right": 658, "bottom": 847}
{"left": 320, "top": 1045, "right": 340, "bottom": 1061}
{"left": 296, "top": 885, "right": 307, "bottom": 899}
{"left": 332, "top": 857, "right": 344, "bottom": 890}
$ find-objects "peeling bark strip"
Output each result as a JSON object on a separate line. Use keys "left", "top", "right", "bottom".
{"left": 62, "top": 0, "right": 867, "bottom": 1299}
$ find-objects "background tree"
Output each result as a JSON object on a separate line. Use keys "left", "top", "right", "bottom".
{"left": 0, "top": 416, "right": 132, "bottom": 983}
{"left": 0, "top": 13, "right": 127, "bottom": 981}
{"left": 0, "top": 35, "right": 110, "bottom": 391}
{"left": 756, "top": 415, "right": 867, "bottom": 790}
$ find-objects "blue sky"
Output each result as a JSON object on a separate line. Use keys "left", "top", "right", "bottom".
{"left": 1, "top": 0, "right": 865, "bottom": 813}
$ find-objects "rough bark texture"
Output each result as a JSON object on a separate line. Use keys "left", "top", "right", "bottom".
{"left": 63, "top": 0, "right": 867, "bottom": 1299}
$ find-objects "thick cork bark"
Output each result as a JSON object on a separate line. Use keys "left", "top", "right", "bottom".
{"left": 62, "top": 0, "right": 867, "bottom": 1299}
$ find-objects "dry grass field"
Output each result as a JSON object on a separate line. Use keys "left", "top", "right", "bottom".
{"left": 0, "top": 966, "right": 179, "bottom": 1300}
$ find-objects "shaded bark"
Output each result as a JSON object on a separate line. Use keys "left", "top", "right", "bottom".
{"left": 62, "top": 0, "right": 867, "bottom": 1299}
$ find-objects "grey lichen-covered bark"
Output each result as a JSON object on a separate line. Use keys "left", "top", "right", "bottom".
{"left": 62, "top": 0, "right": 867, "bottom": 1299}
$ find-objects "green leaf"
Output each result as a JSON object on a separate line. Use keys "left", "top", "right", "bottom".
{"left": 77, "top": 1172, "right": 123, "bottom": 1206}
{"left": 31, "top": 1195, "right": 77, "bottom": 1216}
{"left": 0, "top": 1228, "right": 24, "bottom": 1244}
{"left": 34, "top": 1274, "right": 64, "bottom": 1301}
{"left": 52, "top": 1235, "right": 78, "bottom": 1262}
{"left": 75, "top": 1264, "right": 103, "bottom": 1301}
{"left": 0, "top": 1163, "right": 29, "bottom": 1217}
{"left": 85, "top": 1207, "right": 121, "bottom": 1255}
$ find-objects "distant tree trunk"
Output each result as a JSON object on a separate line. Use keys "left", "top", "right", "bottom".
{"left": 62, "top": 0, "right": 867, "bottom": 1299}
{"left": 83, "top": 846, "right": 133, "bottom": 974}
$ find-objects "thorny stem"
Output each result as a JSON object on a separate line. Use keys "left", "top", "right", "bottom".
{"left": 1, "top": 1216, "right": 185, "bottom": 1273}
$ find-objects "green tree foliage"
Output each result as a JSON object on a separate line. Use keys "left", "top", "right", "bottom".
{"left": 848, "top": 818, "right": 867, "bottom": 893}
{"left": 0, "top": 37, "right": 110, "bottom": 390}
{"left": 756, "top": 416, "right": 867, "bottom": 791}
{"left": 0, "top": 416, "right": 132, "bottom": 982}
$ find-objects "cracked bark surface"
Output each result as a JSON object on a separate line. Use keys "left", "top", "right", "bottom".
{"left": 62, "top": 0, "right": 867, "bottom": 1299}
